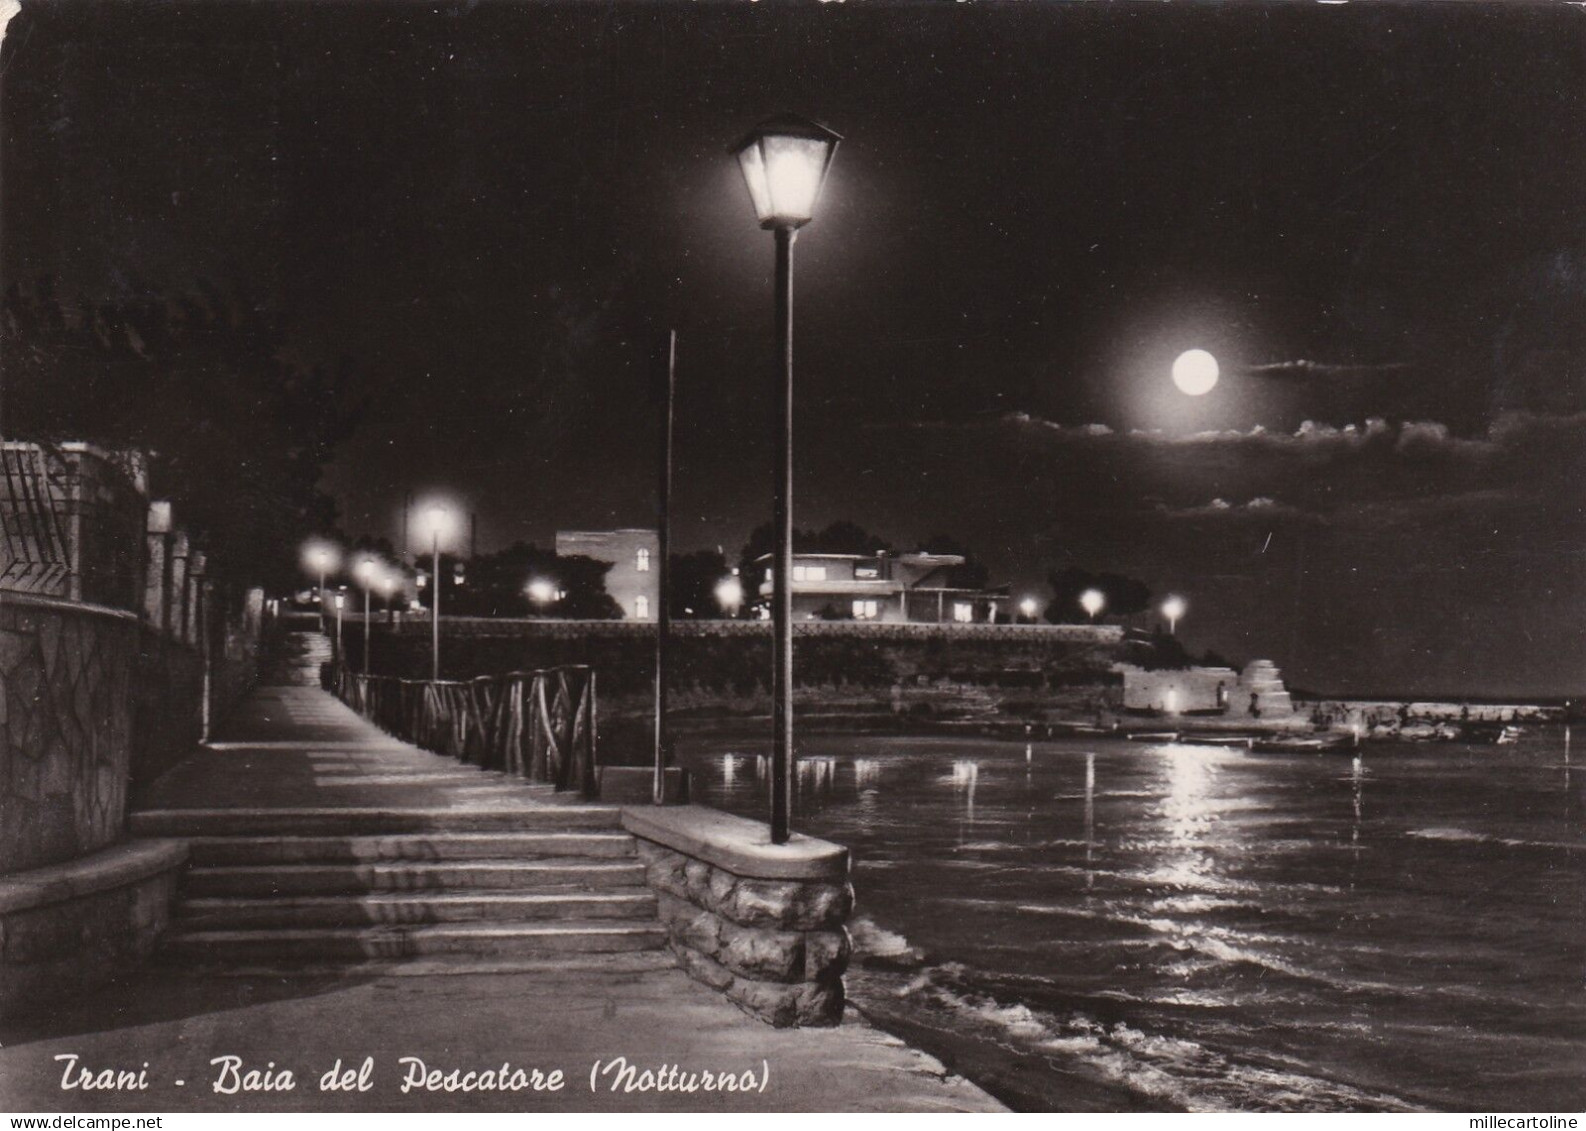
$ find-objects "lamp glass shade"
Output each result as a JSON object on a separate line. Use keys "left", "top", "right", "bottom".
{"left": 732, "top": 116, "right": 840, "bottom": 229}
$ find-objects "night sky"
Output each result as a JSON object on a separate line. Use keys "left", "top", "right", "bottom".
{"left": 4, "top": 1, "right": 1584, "bottom": 696}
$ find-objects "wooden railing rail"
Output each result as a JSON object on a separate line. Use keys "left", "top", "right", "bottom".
{"left": 325, "top": 663, "right": 598, "bottom": 797}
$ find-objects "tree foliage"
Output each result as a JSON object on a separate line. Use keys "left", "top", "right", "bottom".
{"left": 443, "top": 541, "right": 621, "bottom": 620}
{"left": 1, "top": 277, "right": 366, "bottom": 591}
{"left": 668, "top": 549, "right": 730, "bottom": 618}
{"left": 1044, "top": 566, "right": 1153, "bottom": 623}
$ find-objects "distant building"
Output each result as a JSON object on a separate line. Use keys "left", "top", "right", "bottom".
{"left": 1121, "top": 660, "right": 1296, "bottom": 719}
{"left": 554, "top": 529, "right": 659, "bottom": 621}
{"left": 752, "top": 551, "right": 1009, "bottom": 624}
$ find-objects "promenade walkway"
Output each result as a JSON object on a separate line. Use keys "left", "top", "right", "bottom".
{"left": 0, "top": 635, "right": 1003, "bottom": 1113}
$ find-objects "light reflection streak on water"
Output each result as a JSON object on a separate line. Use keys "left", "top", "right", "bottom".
{"left": 1148, "top": 742, "right": 1233, "bottom": 911}
{"left": 1085, "top": 751, "right": 1096, "bottom": 890}
{"left": 952, "top": 759, "right": 980, "bottom": 838}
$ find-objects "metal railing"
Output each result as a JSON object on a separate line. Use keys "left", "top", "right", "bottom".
{"left": 326, "top": 663, "right": 598, "bottom": 797}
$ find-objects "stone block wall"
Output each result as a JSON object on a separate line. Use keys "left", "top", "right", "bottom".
{"left": 622, "top": 806, "right": 854, "bottom": 1028}
{"left": 0, "top": 841, "right": 185, "bottom": 1019}
{"left": 0, "top": 595, "right": 140, "bottom": 873}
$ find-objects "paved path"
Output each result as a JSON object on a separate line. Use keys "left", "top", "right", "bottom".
{"left": 0, "top": 638, "right": 1004, "bottom": 1114}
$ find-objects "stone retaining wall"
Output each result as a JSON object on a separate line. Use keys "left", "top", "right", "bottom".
{"left": 0, "top": 595, "right": 141, "bottom": 873}
{"left": 0, "top": 840, "right": 186, "bottom": 1019}
{"left": 623, "top": 806, "right": 852, "bottom": 1028}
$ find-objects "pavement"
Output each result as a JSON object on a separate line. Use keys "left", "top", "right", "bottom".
{"left": 0, "top": 636, "right": 1004, "bottom": 1114}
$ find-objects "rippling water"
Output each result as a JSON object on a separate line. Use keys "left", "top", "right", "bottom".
{"left": 678, "top": 732, "right": 1585, "bottom": 1112}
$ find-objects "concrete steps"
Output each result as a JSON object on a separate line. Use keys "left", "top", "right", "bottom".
{"left": 150, "top": 803, "right": 665, "bottom": 972}
{"left": 132, "top": 806, "right": 624, "bottom": 837}
{"left": 184, "top": 831, "right": 636, "bottom": 866}
{"left": 160, "top": 920, "right": 667, "bottom": 964}
{"left": 177, "top": 891, "right": 657, "bottom": 929}
{"left": 184, "top": 860, "right": 648, "bottom": 897}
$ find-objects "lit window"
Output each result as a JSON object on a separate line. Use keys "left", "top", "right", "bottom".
{"left": 635, "top": 595, "right": 649, "bottom": 618}
{"left": 854, "top": 566, "right": 879, "bottom": 579}
{"left": 953, "top": 602, "right": 973, "bottom": 623}
{"left": 852, "top": 599, "right": 879, "bottom": 620}
{"left": 636, "top": 548, "right": 650, "bottom": 572}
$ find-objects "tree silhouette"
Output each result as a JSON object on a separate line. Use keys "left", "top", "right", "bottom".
{"left": 2, "top": 277, "right": 366, "bottom": 592}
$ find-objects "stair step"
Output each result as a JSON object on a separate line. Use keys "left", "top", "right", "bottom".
{"left": 185, "top": 832, "right": 636, "bottom": 866}
{"left": 160, "top": 920, "right": 668, "bottom": 962}
{"left": 184, "top": 860, "right": 646, "bottom": 897}
{"left": 176, "top": 891, "right": 657, "bottom": 928}
{"left": 130, "top": 805, "right": 623, "bottom": 837}
{"left": 168, "top": 951, "right": 679, "bottom": 979}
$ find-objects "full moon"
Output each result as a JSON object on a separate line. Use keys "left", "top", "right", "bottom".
{"left": 1171, "top": 349, "right": 1220, "bottom": 396}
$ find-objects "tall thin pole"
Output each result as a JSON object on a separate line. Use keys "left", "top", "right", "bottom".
{"left": 431, "top": 530, "right": 441, "bottom": 682}
{"left": 402, "top": 490, "right": 412, "bottom": 565}
{"left": 654, "top": 330, "right": 677, "bottom": 805}
{"left": 363, "top": 581, "right": 372, "bottom": 679}
{"left": 771, "top": 225, "right": 796, "bottom": 844}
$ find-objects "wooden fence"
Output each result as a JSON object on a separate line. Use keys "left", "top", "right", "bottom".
{"left": 326, "top": 663, "right": 598, "bottom": 796}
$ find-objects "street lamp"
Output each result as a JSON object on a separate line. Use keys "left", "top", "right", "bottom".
{"left": 732, "top": 114, "right": 841, "bottom": 846}
{"left": 379, "top": 571, "right": 398, "bottom": 625}
{"left": 715, "top": 574, "right": 744, "bottom": 617}
{"left": 356, "top": 557, "right": 377, "bottom": 678}
{"left": 333, "top": 589, "right": 345, "bottom": 659}
{"left": 422, "top": 504, "right": 450, "bottom": 682}
{"left": 1080, "top": 588, "right": 1106, "bottom": 621}
{"left": 1162, "top": 594, "right": 1187, "bottom": 635}
{"left": 301, "top": 541, "right": 340, "bottom": 631}
{"left": 526, "top": 578, "right": 558, "bottom": 609}
{"left": 1019, "top": 596, "right": 1039, "bottom": 622}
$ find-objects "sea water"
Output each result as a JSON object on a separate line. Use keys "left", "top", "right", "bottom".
{"left": 679, "top": 732, "right": 1585, "bottom": 1112}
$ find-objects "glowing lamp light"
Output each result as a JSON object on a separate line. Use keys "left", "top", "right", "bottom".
{"left": 526, "top": 579, "right": 558, "bottom": 605}
{"left": 423, "top": 504, "right": 452, "bottom": 544}
{"left": 1080, "top": 588, "right": 1106, "bottom": 620}
{"left": 1019, "top": 597, "right": 1039, "bottom": 619}
{"left": 715, "top": 575, "right": 744, "bottom": 612}
{"left": 731, "top": 114, "right": 842, "bottom": 230}
{"left": 1171, "top": 349, "right": 1220, "bottom": 396}
{"left": 1162, "top": 594, "right": 1187, "bottom": 633}
{"left": 301, "top": 540, "right": 341, "bottom": 577}
{"left": 355, "top": 557, "right": 378, "bottom": 585}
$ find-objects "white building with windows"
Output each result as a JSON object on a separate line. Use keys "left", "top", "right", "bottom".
{"left": 554, "top": 529, "right": 660, "bottom": 621}
{"left": 752, "top": 551, "right": 1009, "bottom": 624}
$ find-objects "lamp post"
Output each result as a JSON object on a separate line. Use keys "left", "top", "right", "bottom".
{"left": 303, "top": 543, "right": 338, "bottom": 631}
{"left": 334, "top": 590, "right": 345, "bottom": 660}
{"left": 424, "top": 506, "right": 449, "bottom": 682}
{"left": 1080, "top": 588, "right": 1106, "bottom": 621}
{"left": 731, "top": 114, "right": 841, "bottom": 845}
{"left": 356, "top": 558, "right": 376, "bottom": 678}
{"left": 1162, "top": 594, "right": 1187, "bottom": 635}
{"left": 1019, "top": 596, "right": 1039, "bottom": 623}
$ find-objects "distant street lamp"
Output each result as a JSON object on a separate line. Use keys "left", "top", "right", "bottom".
{"left": 333, "top": 589, "right": 345, "bottom": 659}
{"left": 1019, "top": 596, "right": 1039, "bottom": 622}
{"left": 302, "top": 541, "right": 340, "bottom": 631}
{"left": 1162, "top": 594, "right": 1187, "bottom": 635}
{"left": 715, "top": 574, "right": 744, "bottom": 618}
{"left": 423, "top": 504, "right": 450, "bottom": 682}
{"left": 1080, "top": 588, "right": 1106, "bottom": 621}
{"left": 379, "top": 571, "right": 398, "bottom": 625}
{"left": 356, "top": 557, "right": 377, "bottom": 678}
{"left": 732, "top": 113, "right": 841, "bottom": 846}
{"left": 526, "top": 578, "right": 558, "bottom": 609}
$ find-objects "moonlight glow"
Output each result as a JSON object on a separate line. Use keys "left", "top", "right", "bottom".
{"left": 1171, "top": 349, "right": 1220, "bottom": 396}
